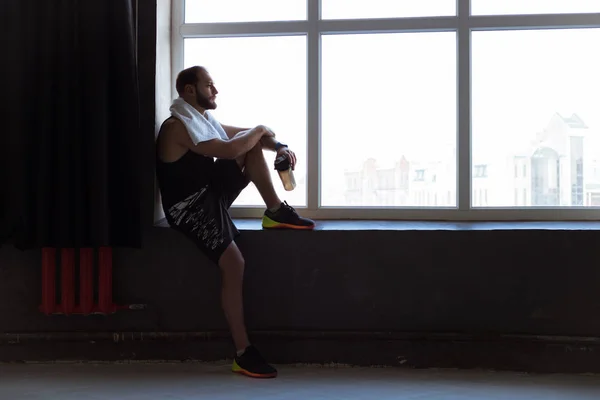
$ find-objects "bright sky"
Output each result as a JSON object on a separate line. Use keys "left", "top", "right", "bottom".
{"left": 471, "top": 0, "right": 600, "bottom": 15}
{"left": 182, "top": 1, "right": 600, "bottom": 207}
{"left": 185, "top": 0, "right": 306, "bottom": 23}
{"left": 472, "top": 28, "right": 600, "bottom": 157}
{"left": 321, "top": 0, "right": 455, "bottom": 19}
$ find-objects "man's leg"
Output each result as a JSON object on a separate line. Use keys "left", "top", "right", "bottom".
{"left": 165, "top": 188, "right": 276, "bottom": 377}
{"left": 236, "top": 143, "right": 281, "bottom": 210}
{"left": 218, "top": 241, "right": 250, "bottom": 352}
{"left": 219, "top": 239, "right": 278, "bottom": 378}
{"left": 235, "top": 143, "right": 315, "bottom": 230}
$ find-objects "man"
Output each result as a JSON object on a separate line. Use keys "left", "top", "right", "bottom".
{"left": 156, "top": 66, "right": 315, "bottom": 378}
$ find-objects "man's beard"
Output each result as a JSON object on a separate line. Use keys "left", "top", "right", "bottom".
{"left": 196, "top": 91, "right": 216, "bottom": 110}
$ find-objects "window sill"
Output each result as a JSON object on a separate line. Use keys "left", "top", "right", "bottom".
{"left": 155, "top": 218, "right": 600, "bottom": 231}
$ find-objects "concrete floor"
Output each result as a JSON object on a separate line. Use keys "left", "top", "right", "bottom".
{"left": 2, "top": 362, "right": 600, "bottom": 399}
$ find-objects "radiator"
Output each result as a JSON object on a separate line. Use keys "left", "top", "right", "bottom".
{"left": 39, "top": 247, "right": 136, "bottom": 315}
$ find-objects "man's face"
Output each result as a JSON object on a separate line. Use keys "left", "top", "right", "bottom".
{"left": 193, "top": 70, "right": 218, "bottom": 110}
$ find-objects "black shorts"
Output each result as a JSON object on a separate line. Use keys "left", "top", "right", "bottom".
{"left": 164, "top": 159, "right": 250, "bottom": 264}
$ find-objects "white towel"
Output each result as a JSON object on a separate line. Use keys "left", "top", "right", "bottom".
{"left": 169, "top": 97, "right": 229, "bottom": 145}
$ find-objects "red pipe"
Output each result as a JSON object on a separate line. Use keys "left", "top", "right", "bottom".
{"left": 40, "top": 248, "right": 56, "bottom": 315}
{"left": 79, "top": 248, "right": 94, "bottom": 315}
{"left": 40, "top": 246, "right": 134, "bottom": 316}
{"left": 60, "top": 248, "right": 75, "bottom": 315}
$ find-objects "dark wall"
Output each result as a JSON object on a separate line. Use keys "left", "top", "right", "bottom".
{"left": 2, "top": 226, "right": 600, "bottom": 337}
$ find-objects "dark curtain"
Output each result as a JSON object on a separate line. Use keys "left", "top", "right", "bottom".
{"left": 1, "top": 0, "right": 142, "bottom": 249}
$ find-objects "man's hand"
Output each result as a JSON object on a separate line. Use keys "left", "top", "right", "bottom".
{"left": 277, "top": 146, "right": 297, "bottom": 170}
{"left": 254, "top": 125, "right": 295, "bottom": 168}
{"left": 259, "top": 125, "right": 276, "bottom": 138}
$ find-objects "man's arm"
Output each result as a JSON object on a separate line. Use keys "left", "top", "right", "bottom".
{"left": 255, "top": 126, "right": 296, "bottom": 169}
{"left": 169, "top": 120, "right": 271, "bottom": 160}
{"left": 259, "top": 135, "right": 281, "bottom": 152}
{"left": 221, "top": 124, "right": 249, "bottom": 139}
{"left": 222, "top": 123, "right": 281, "bottom": 152}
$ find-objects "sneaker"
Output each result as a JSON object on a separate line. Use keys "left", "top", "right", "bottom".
{"left": 262, "top": 201, "right": 316, "bottom": 230}
{"left": 232, "top": 345, "right": 278, "bottom": 378}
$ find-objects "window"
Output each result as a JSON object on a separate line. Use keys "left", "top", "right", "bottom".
{"left": 414, "top": 169, "right": 426, "bottom": 182}
{"left": 321, "top": 32, "right": 456, "bottom": 207}
{"left": 322, "top": 0, "right": 456, "bottom": 19}
{"left": 172, "top": 0, "right": 600, "bottom": 221}
{"left": 185, "top": 0, "right": 307, "bottom": 23}
{"left": 474, "top": 164, "right": 487, "bottom": 178}
{"left": 472, "top": 28, "right": 600, "bottom": 208}
{"left": 514, "top": 159, "right": 527, "bottom": 179}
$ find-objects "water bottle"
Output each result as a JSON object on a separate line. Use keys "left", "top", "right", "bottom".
{"left": 274, "top": 155, "right": 296, "bottom": 191}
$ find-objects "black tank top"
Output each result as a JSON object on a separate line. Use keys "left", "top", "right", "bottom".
{"left": 156, "top": 118, "right": 215, "bottom": 210}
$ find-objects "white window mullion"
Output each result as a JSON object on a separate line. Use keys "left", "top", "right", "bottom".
{"left": 470, "top": 13, "right": 600, "bottom": 31}
{"left": 171, "top": 0, "right": 186, "bottom": 101}
{"left": 180, "top": 21, "right": 310, "bottom": 37}
{"left": 457, "top": 0, "right": 471, "bottom": 211}
{"left": 307, "top": 0, "right": 321, "bottom": 211}
{"left": 319, "top": 16, "right": 458, "bottom": 34}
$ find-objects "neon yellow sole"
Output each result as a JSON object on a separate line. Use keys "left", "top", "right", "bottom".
{"left": 261, "top": 215, "right": 280, "bottom": 229}
{"left": 232, "top": 359, "right": 242, "bottom": 372}
{"left": 262, "top": 215, "right": 315, "bottom": 230}
{"left": 232, "top": 359, "right": 277, "bottom": 378}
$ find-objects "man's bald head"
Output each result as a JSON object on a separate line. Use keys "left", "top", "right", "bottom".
{"left": 175, "top": 66, "right": 207, "bottom": 96}
{"left": 175, "top": 66, "right": 219, "bottom": 111}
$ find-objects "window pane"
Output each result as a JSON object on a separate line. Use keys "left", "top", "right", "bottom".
{"left": 185, "top": 0, "right": 306, "bottom": 23}
{"left": 472, "top": 0, "right": 600, "bottom": 15}
{"left": 322, "top": 0, "right": 456, "bottom": 19}
{"left": 321, "top": 33, "right": 457, "bottom": 207}
{"left": 184, "top": 36, "right": 307, "bottom": 207}
{"left": 472, "top": 29, "right": 600, "bottom": 208}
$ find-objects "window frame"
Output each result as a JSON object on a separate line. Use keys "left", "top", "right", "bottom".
{"left": 171, "top": 0, "right": 600, "bottom": 221}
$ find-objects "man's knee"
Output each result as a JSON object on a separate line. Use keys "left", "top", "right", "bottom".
{"left": 219, "top": 241, "right": 245, "bottom": 277}
{"left": 236, "top": 142, "right": 262, "bottom": 168}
